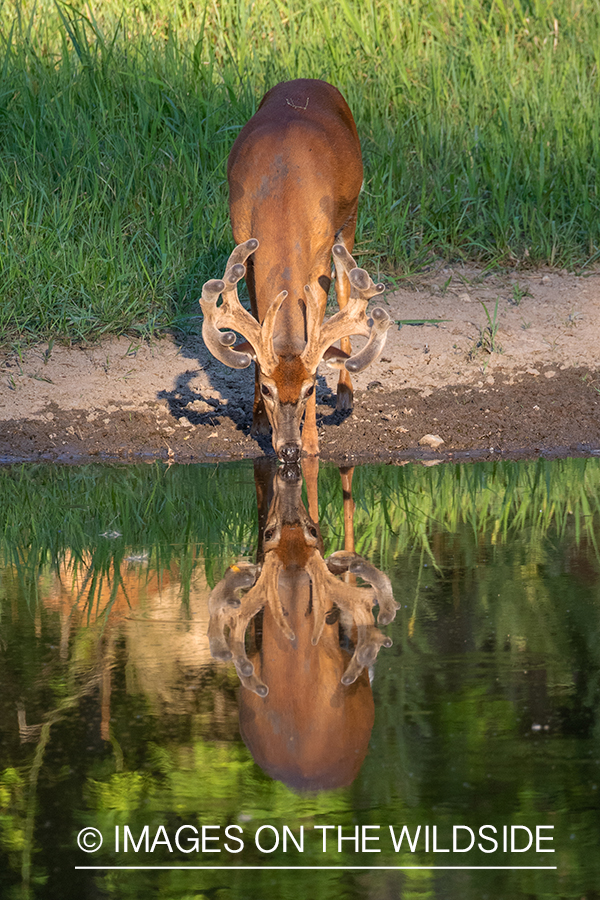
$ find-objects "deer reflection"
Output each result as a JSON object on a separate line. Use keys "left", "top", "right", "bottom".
{"left": 208, "top": 460, "right": 398, "bottom": 791}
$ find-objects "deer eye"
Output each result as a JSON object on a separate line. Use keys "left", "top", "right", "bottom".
{"left": 305, "top": 385, "right": 314, "bottom": 397}
{"left": 264, "top": 529, "right": 274, "bottom": 541}
{"left": 261, "top": 384, "right": 271, "bottom": 397}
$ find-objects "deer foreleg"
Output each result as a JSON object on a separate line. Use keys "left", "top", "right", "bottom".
{"left": 302, "top": 389, "right": 319, "bottom": 456}
{"left": 251, "top": 366, "right": 271, "bottom": 435}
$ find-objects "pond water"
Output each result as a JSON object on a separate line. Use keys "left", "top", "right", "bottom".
{"left": 0, "top": 458, "right": 599, "bottom": 900}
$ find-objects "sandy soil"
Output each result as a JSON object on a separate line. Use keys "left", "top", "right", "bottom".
{"left": 2, "top": 264, "right": 600, "bottom": 464}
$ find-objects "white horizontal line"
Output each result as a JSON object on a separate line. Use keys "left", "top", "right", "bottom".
{"left": 75, "top": 866, "right": 557, "bottom": 871}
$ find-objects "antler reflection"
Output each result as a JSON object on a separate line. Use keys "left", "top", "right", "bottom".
{"left": 207, "top": 465, "right": 398, "bottom": 695}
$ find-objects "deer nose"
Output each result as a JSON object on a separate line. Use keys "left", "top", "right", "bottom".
{"left": 278, "top": 443, "right": 301, "bottom": 463}
{"left": 279, "top": 462, "right": 302, "bottom": 482}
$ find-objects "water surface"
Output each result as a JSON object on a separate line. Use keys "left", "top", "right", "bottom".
{"left": 0, "top": 459, "right": 599, "bottom": 899}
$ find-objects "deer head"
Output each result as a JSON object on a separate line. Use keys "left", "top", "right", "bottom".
{"left": 200, "top": 240, "right": 393, "bottom": 460}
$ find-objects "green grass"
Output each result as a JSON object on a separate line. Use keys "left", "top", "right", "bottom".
{"left": 2, "top": 457, "right": 600, "bottom": 609}
{"left": 1, "top": 0, "right": 600, "bottom": 342}
{"left": 0, "top": 461, "right": 259, "bottom": 608}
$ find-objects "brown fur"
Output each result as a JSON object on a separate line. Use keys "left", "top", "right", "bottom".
{"left": 227, "top": 79, "right": 363, "bottom": 454}
{"left": 272, "top": 357, "right": 311, "bottom": 403}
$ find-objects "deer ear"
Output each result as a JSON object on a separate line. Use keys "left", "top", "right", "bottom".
{"left": 322, "top": 345, "right": 350, "bottom": 369}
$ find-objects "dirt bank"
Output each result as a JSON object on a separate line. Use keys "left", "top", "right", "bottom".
{"left": 2, "top": 264, "right": 600, "bottom": 464}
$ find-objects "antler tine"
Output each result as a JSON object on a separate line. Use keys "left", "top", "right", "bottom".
{"left": 331, "top": 243, "right": 359, "bottom": 277}
{"left": 344, "top": 305, "right": 393, "bottom": 373}
{"left": 200, "top": 238, "right": 284, "bottom": 375}
{"left": 200, "top": 238, "right": 264, "bottom": 370}
{"left": 301, "top": 244, "right": 391, "bottom": 372}
{"left": 262, "top": 554, "right": 295, "bottom": 641}
{"left": 303, "top": 282, "right": 322, "bottom": 350}
{"left": 238, "top": 670, "right": 269, "bottom": 697}
{"left": 306, "top": 549, "right": 396, "bottom": 684}
{"left": 346, "top": 557, "right": 398, "bottom": 624}
{"left": 341, "top": 626, "right": 393, "bottom": 685}
{"left": 225, "top": 237, "right": 259, "bottom": 269}
{"left": 301, "top": 287, "right": 367, "bottom": 371}
{"left": 260, "top": 289, "right": 288, "bottom": 372}
{"left": 325, "top": 552, "right": 398, "bottom": 625}
{"left": 305, "top": 552, "right": 372, "bottom": 637}
{"left": 333, "top": 244, "right": 385, "bottom": 302}
{"left": 206, "top": 553, "right": 295, "bottom": 696}
{"left": 222, "top": 614, "right": 269, "bottom": 696}
{"left": 348, "top": 266, "right": 385, "bottom": 302}
{"left": 207, "top": 563, "right": 261, "bottom": 661}
{"left": 334, "top": 244, "right": 393, "bottom": 374}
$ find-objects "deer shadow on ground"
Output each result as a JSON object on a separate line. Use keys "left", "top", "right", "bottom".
{"left": 156, "top": 334, "right": 351, "bottom": 455}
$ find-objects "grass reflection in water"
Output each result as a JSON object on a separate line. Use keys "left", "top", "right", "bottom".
{"left": 0, "top": 458, "right": 599, "bottom": 900}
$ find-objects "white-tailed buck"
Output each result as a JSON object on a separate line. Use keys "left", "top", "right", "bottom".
{"left": 200, "top": 79, "right": 392, "bottom": 461}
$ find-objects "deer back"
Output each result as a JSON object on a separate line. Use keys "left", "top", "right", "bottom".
{"left": 227, "top": 79, "right": 363, "bottom": 339}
